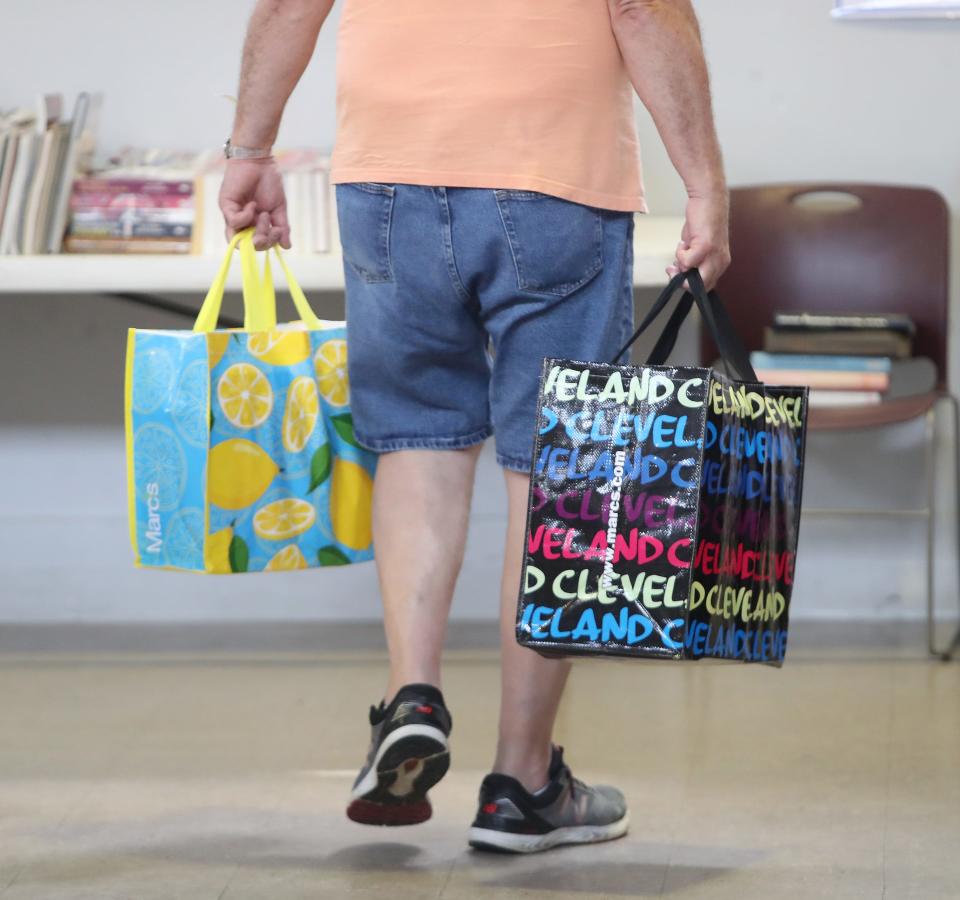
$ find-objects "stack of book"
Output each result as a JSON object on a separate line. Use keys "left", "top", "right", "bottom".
{"left": 66, "top": 175, "right": 195, "bottom": 254}
{"left": 68, "top": 147, "right": 334, "bottom": 256}
{"left": 0, "top": 92, "right": 99, "bottom": 255}
{"left": 1, "top": 90, "right": 336, "bottom": 257}
{"left": 752, "top": 313, "right": 935, "bottom": 407}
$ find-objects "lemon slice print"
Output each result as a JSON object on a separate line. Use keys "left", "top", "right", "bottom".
{"left": 314, "top": 339, "right": 349, "bottom": 407}
{"left": 253, "top": 498, "right": 317, "bottom": 540}
{"left": 172, "top": 360, "right": 210, "bottom": 448}
{"left": 248, "top": 330, "right": 312, "bottom": 366}
{"left": 133, "top": 423, "right": 187, "bottom": 511}
{"left": 282, "top": 376, "right": 320, "bottom": 454}
{"left": 217, "top": 363, "right": 274, "bottom": 429}
{"left": 163, "top": 507, "right": 205, "bottom": 569}
{"left": 207, "top": 333, "right": 231, "bottom": 369}
{"left": 264, "top": 544, "right": 308, "bottom": 571}
{"left": 132, "top": 347, "right": 175, "bottom": 414}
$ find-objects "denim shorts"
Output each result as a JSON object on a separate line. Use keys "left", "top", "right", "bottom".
{"left": 336, "top": 184, "right": 635, "bottom": 472}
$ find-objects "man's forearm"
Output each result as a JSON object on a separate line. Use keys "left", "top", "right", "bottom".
{"left": 231, "top": 0, "right": 334, "bottom": 148}
{"left": 609, "top": 0, "right": 725, "bottom": 199}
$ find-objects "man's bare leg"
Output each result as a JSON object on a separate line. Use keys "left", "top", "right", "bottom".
{"left": 374, "top": 447, "right": 482, "bottom": 703}
{"left": 492, "top": 469, "right": 572, "bottom": 792}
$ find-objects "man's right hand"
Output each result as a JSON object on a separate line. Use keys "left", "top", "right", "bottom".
{"left": 219, "top": 158, "right": 291, "bottom": 251}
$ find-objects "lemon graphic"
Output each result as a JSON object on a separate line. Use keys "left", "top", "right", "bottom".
{"left": 217, "top": 363, "right": 274, "bottom": 429}
{"left": 314, "top": 339, "right": 349, "bottom": 407}
{"left": 132, "top": 347, "right": 175, "bottom": 414}
{"left": 172, "top": 360, "right": 209, "bottom": 448}
{"left": 208, "top": 438, "right": 279, "bottom": 510}
{"left": 205, "top": 525, "right": 234, "bottom": 574}
{"left": 253, "top": 498, "right": 317, "bottom": 541}
{"left": 162, "top": 507, "right": 205, "bottom": 569}
{"left": 265, "top": 544, "right": 308, "bottom": 571}
{"left": 248, "top": 330, "right": 312, "bottom": 366}
{"left": 134, "top": 423, "right": 187, "bottom": 511}
{"left": 207, "top": 333, "right": 230, "bottom": 369}
{"left": 330, "top": 458, "right": 373, "bottom": 550}
{"left": 282, "top": 376, "right": 320, "bottom": 454}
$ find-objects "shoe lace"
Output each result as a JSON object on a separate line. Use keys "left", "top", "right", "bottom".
{"left": 556, "top": 746, "right": 585, "bottom": 801}
{"left": 568, "top": 770, "right": 589, "bottom": 802}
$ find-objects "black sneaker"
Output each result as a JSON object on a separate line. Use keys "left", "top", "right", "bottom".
{"left": 346, "top": 683, "right": 452, "bottom": 826}
{"left": 468, "top": 746, "right": 629, "bottom": 853}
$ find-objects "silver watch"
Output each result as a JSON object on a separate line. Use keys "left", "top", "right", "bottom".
{"left": 223, "top": 139, "right": 273, "bottom": 160}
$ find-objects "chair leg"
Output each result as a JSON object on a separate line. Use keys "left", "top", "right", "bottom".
{"left": 939, "top": 393, "right": 960, "bottom": 661}
{"left": 925, "top": 406, "right": 938, "bottom": 656}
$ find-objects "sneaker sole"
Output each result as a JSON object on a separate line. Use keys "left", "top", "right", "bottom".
{"left": 467, "top": 812, "right": 629, "bottom": 853}
{"left": 347, "top": 726, "right": 450, "bottom": 827}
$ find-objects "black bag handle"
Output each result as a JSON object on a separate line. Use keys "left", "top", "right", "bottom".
{"left": 611, "top": 268, "right": 758, "bottom": 382}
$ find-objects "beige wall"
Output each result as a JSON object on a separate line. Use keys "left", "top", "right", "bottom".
{"left": 638, "top": 1, "right": 959, "bottom": 388}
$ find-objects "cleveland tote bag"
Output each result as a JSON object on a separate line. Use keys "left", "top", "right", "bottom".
{"left": 125, "top": 228, "right": 376, "bottom": 573}
{"left": 516, "top": 269, "right": 808, "bottom": 666}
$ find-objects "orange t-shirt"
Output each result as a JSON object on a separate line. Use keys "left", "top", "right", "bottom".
{"left": 330, "top": 0, "right": 646, "bottom": 213}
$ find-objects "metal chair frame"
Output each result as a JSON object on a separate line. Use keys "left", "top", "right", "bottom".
{"left": 799, "top": 392, "right": 960, "bottom": 660}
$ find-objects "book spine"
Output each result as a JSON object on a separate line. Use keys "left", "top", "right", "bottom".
{"left": 755, "top": 368, "right": 890, "bottom": 391}
{"left": 71, "top": 192, "right": 193, "bottom": 210}
{"left": 45, "top": 91, "right": 90, "bottom": 253}
{"left": 63, "top": 236, "right": 192, "bottom": 253}
{"left": 72, "top": 178, "right": 194, "bottom": 196}
{"left": 763, "top": 328, "right": 912, "bottom": 359}
{"left": 312, "top": 167, "right": 331, "bottom": 253}
{"left": 750, "top": 352, "right": 892, "bottom": 373}
{"left": 773, "top": 313, "right": 914, "bottom": 335}
{"left": 0, "top": 134, "right": 15, "bottom": 237}
{"left": 69, "top": 221, "right": 192, "bottom": 239}
{"left": 71, "top": 208, "right": 194, "bottom": 225}
{"left": 282, "top": 172, "right": 300, "bottom": 253}
{"left": 808, "top": 390, "right": 883, "bottom": 408}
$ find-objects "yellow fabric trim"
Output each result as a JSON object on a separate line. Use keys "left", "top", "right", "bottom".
{"left": 203, "top": 335, "right": 213, "bottom": 573}
{"left": 124, "top": 328, "right": 140, "bottom": 566}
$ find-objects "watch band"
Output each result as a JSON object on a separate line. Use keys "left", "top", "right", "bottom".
{"left": 223, "top": 139, "right": 273, "bottom": 160}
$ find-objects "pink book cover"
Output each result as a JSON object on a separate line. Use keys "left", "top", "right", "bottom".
{"left": 754, "top": 368, "right": 890, "bottom": 391}
{"left": 72, "top": 177, "right": 194, "bottom": 196}
{"left": 70, "top": 191, "right": 193, "bottom": 211}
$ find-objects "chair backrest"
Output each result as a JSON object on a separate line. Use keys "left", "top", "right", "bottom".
{"left": 706, "top": 183, "right": 950, "bottom": 389}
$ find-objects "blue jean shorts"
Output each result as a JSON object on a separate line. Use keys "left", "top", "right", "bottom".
{"left": 337, "top": 184, "right": 635, "bottom": 472}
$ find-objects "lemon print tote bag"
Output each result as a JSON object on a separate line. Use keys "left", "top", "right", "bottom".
{"left": 124, "top": 228, "right": 376, "bottom": 573}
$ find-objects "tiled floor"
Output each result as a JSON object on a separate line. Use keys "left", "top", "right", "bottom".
{"left": 0, "top": 622, "right": 957, "bottom": 899}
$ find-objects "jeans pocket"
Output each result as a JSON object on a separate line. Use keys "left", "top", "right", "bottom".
{"left": 336, "top": 183, "right": 395, "bottom": 283}
{"left": 494, "top": 190, "right": 604, "bottom": 297}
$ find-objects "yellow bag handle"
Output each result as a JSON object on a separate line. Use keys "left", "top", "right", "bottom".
{"left": 193, "top": 228, "right": 321, "bottom": 333}
{"left": 270, "top": 246, "right": 322, "bottom": 330}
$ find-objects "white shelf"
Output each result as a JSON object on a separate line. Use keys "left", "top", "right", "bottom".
{"left": 0, "top": 216, "right": 683, "bottom": 294}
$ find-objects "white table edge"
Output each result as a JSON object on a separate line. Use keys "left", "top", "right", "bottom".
{"left": 0, "top": 215, "right": 683, "bottom": 294}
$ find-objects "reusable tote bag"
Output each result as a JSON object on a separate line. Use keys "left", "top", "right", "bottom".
{"left": 125, "top": 228, "right": 376, "bottom": 573}
{"left": 516, "top": 269, "right": 808, "bottom": 666}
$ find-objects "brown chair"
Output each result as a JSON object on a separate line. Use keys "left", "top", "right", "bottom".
{"left": 705, "top": 183, "right": 958, "bottom": 659}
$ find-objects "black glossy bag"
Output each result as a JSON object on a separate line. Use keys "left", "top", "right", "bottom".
{"left": 516, "top": 270, "right": 808, "bottom": 666}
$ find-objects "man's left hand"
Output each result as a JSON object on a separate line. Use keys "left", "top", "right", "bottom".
{"left": 666, "top": 192, "right": 731, "bottom": 291}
